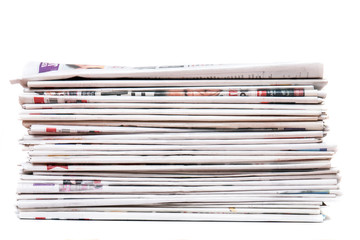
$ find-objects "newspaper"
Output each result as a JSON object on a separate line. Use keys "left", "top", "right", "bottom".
{"left": 19, "top": 178, "right": 336, "bottom": 187}
{"left": 24, "top": 88, "right": 326, "bottom": 98}
{"left": 21, "top": 108, "right": 324, "bottom": 116}
{"left": 22, "top": 138, "right": 322, "bottom": 146}
{"left": 25, "top": 143, "right": 336, "bottom": 151}
{"left": 11, "top": 62, "right": 339, "bottom": 222}
{"left": 19, "top": 94, "right": 324, "bottom": 104}
{"left": 21, "top": 161, "right": 332, "bottom": 173}
{"left": 23, "top": 121, "right": 327, "bottom": 130}
{"left": 23, "top": 103, "right": 326, "bottom": 110}
{"left": 27, "top": 150, "right": 334, "bottom": 156}
{"left": 23, "top": 85, "right": 317, "bottom": 93}
{"left": 26, "top": 125, "right": 328, "bottom": 135}
{"left": 17, "top": 192, "right": 337, "bottom": 199}
{"left": 20, "top": 115, "right": 324, "bottom": 122}
{"left": 17, "top": 207, "right": 321, "bottom": 215}
{"left": 16, "top": 196, "right": 334, "bottom": 209}
{"left": 25, "top": 85, "right": 318, "bottom": 95}
{"left": 30, "top": 168, "right": 339, "bottom": 178}
{"left": 17, "top": 212, "right": 325, "bottom": 222}
{"left": 16, "top": 196, "right": 336, "bottom": 210}
{"left": 22, "top": 130, "right": 325, "bottom": 139}
{"left": 28, "top": 155, "right": 330, "bottom": 164}
{"left": 20, "top": 173, "right": 339, "bottom": 182}
{"left": 25, "top": 79, "right": 328, "bottom": 89}
{"left": 11, "top": 62, "right": 323, "bottom": 85}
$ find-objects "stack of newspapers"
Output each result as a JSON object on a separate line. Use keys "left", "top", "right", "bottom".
{"left": 12, "top": 62, "right": 339, "bottom": 222}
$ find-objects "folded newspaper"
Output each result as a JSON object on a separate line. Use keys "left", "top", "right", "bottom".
{"left": 11, "top": 62, "right": 339, "bottom": 222}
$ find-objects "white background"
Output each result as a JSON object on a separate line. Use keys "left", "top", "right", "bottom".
{"left": 0, "top": 0, "right": 359, "bottom": 239}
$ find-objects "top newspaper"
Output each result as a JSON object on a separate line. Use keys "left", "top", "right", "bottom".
{"left": 11, "top": 62, "right": 324, "bottom": 87}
